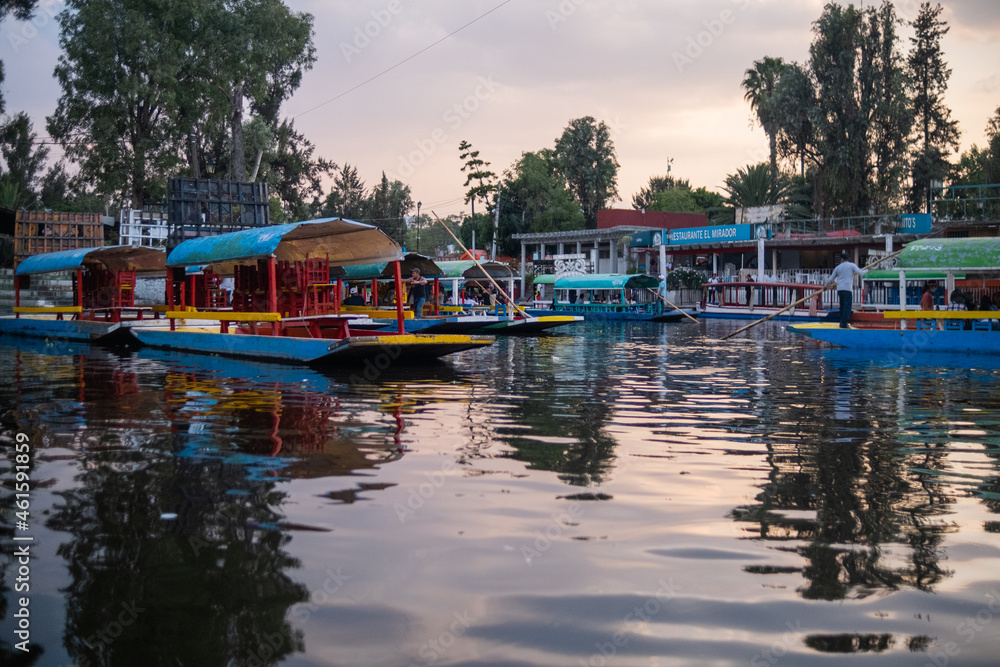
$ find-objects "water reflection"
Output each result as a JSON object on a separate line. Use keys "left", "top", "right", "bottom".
{"left": 2, "top": 322, "right": 1000, "bottom": 665}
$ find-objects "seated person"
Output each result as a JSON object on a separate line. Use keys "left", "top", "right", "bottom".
{"left": 343, "top": 286, "right": 365, "bottom": 306}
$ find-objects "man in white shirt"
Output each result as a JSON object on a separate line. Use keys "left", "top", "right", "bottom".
{"left": 826, "top": 254, "right": 867, "bottom": 328}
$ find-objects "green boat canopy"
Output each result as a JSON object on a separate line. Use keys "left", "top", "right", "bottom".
{"left": 554, "top": 274, "right": 659, "bottom": 290}
{"left": 865, "top": 269, "right": 964, "bottom": 281}
{"left": 339, "top": 253, "right": 442, "bottom": 280}
{"left": 895, "top": 237, "right": 1000, "bottom": 271}
{"left": 436, "top": 260, "right": 515, "bottom": 280}
{"left": 531, "top": 274, "right": 557, "bottom": 284}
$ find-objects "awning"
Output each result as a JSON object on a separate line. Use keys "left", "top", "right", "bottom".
{"left": 531, "top": 274, "right": 557, "bottom": 284}
{"left": 896, "top": 237, "right": 1000, "bottom": 271}
{"left": 16, "top": 245, "right": 166, "bottom": 276}
{"left": 865, "top": 269, "right": 964, "bottom": 280}
{"left": 166, "top": 218, "right": 402, "bottom": 268}
{"left": 554, "top": 273, "right": 659, "bottom": 290}
{"left": 436, "top": 260, "right": 516, "bottom": 280}
{"left": 340, "top": 253, "right": 442, "bottom": 280}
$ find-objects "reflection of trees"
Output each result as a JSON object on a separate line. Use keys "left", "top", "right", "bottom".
{"left": 732, "top": 360, "right": 957, "bottom": 603}
{"left": 48, "top": 448, "right": 308, "bottom": 666}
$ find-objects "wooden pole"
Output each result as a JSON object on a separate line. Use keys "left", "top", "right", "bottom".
{"left": 646, "top": 288, "right": 699, "bottom": 323}
{"left": 431, "top": 211, "right": 530, "bottom": 317}
{"left": 718, "top": 243, "right": 912, "bottom": 341}
{"left": 393, "top": 260, "right": 405, "bottom": 334}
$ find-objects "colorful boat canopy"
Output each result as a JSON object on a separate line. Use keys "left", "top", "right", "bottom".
{"left": 16, "top": 245, "right": 166, "bottom": 276}
{"left": 896, "top": 237, "right": 1000, "bottom": 270}
{"left": 166, "top": 218, "right": 402, "bottom": 268}
{"left": 340, "top": 253, "right": 442, "bottom": 280}
{"left": 865, "top": 269, "right": 964, "bottom": 280}
{"left": 554, "top": 273, "right": 659, "bottom": 290}
{"left": 436, "top": 260, "right": 516, "bottom": 280}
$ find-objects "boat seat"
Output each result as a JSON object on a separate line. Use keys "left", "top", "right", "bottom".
{"left": 971, "top": 320, "right": 991, "bottom": 332}
{"left": 943, "top": 319, "right": 963, "bottom": 331}
{"left": 916, "top": 319, "right": 936, "bottom": 330}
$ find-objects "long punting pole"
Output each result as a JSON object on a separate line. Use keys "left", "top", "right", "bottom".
{"left": 646, "top": 287, "right": 699, "bottom": 323}
{"left": 430, "top": 211, "right": 530, "bottom": 318}
{"left": 718, "top": 243, "right": 912, "bottom": 341}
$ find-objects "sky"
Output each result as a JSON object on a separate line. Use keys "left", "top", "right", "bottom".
{"left": 2, "top": 0, "right": 999, "bottom": 219}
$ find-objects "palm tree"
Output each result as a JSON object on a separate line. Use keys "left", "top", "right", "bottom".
{"left": 741, "top": 56, "right": 786, "bottom": 198}
{"left": 723, "top": 163, "right": 791, "bottom": 209}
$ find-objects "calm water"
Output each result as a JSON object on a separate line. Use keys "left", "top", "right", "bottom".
{"left": 2, "top": 320, "right": 1000, "bottom": 666}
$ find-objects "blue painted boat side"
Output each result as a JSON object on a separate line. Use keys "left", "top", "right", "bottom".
{"left": 789, "top": 323, "right": 1000, "bottom": 355}
{"left": 0, "top": 316, "right": 120, "bottom": 342}
{"left": 366, "top": 315, "right": 499, "bottom": 334}
{"left": 132, "top": 328, "right": 332, "bottom": 363}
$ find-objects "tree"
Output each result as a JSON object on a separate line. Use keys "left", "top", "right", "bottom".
{"left": 458, "top": 140, "right": 497, "bottom": 218}
{"left": 48, "top": 0, "right": 205, "bottom": 208}
{"left": 552, "top": 116, "right": 619, "bottom": 228}
{"left": 631, "top": 175, "right": 690, "bottom": 211}
{"left": 259, "top": 119, "right": 335, "bottom": 221}
{"left": 742, "top": 56, "right": 787, "bottom": 197}
{"left": 723, "top": 163, "right": 792, "bottom": 209}
{"left": 807, "top": 2, "right": 912, "bottom": 216}
{"left": 200, "top": 0, "right": 315, "bottom": 181}
{"left": 649, "top": 188, "right": 701, "bottom": 214}
{"left": 364, "top": 172, "right": 413, "bottom": 244}
{"left": 1, "top": 112, "right": 48, "bottom": 198}
{"left": 773, "top": 62, "right": 818, "bottom": 177}
{"left": 496, "top": 150, "right": 584, "bottom": 254}
{"left": 321, "top": 164, "right": 366, "bottom": 220}
{"left": 908, "top": 2, "right": 960, "bottom": 212}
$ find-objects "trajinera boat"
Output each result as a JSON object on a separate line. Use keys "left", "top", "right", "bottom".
{"left": 526, "top": 273, "right": 697, "bottom": 322}
{"left": 1, "top": 245, "right": 166, "bottom": 343}
{"left": 127, "top": 218, "right": 495, "bottom": 365}
{"left": 789, "top": 237, "right": 1000, "bottom": 354}
{"left": 699, "top": 278, "right": 837, "bottom": 321}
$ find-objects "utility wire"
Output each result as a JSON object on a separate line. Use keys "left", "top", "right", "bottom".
{"left": 292, "top": 0, "right": 512, "bottom": 119}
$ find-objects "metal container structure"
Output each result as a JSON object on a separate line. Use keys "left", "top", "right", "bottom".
{"left": 14, "top": 211, "right": 105, "bottom": 263}
{"left": 166, "top": 178, "right": 269, "bottom": 249}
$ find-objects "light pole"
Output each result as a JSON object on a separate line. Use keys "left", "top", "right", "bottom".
{"left": 416, "top": 201, "right": 422, "bottom": 254}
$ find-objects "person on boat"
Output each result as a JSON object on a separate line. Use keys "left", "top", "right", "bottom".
{"left": 708, "top": 273, "right": 719, "bottom": 304}
{"left": 656, "top": 274, "right": 667, "bottom": 312}
{"left": 826, "top": 254, "right": 867, "bottom": 328}
{"left": 405, "top": 268, "right": 430, "bottom": 318}
{"left": 920, "top": 281, "right": 937, "bottom": 311}
{"left": 343, "top": 286, "right": 365, "bottom": 306}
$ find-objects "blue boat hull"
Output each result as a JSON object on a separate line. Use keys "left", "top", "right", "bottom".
{"left": 789, "top": 322, "right": 1000, "bottom": 355}
{"left": 0, "top": 316, "right": 126, "bottom": 343}
{"left": 130, "top": 328, "right": 493, "bottom": 366}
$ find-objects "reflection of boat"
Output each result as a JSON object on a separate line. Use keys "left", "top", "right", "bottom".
{"left": 699, "top": 280, "right": 836, "bottom": 321}
{"left": 526, "top": 274, "right": 696, "bottom": 322}
{"left": 128, "top": 219, "right": 495, "bottom": 365}
{"left": 790, "top": 238, "right": 1000, "bottom": 355}
{"left": 1, "top": 245, "right": 166, "bottom": 342}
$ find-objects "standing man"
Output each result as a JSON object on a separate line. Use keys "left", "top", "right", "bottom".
{"left": 405, "top": 268, "right": 430, "bottom": 319}
{"left": 826, "top": 254, "right": 867, "bottom": 328}
{"left": 656, "top": 274, "right": 667, "bottom": 313}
